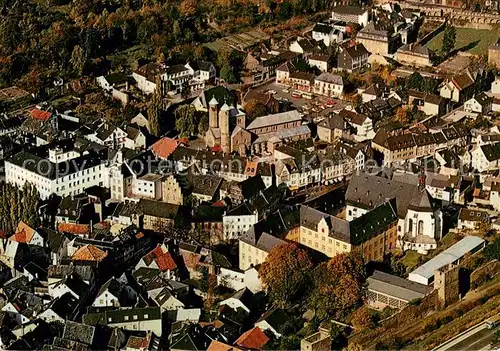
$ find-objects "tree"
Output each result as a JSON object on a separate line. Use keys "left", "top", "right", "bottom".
{"left": 220, "top": 64, "right": 237, "bottom": 84}
{"left": 308, "top": 252, "right": 366, "bottom": 319}
{"left": 198, "top": 114, "right": 209, "bottom": 134}
{"left": 148, "top": 76, "right": 163, "bottom": 137}
{"left": 350, "top": 307, "right": 375, "bottom": 330}
{"left": 70, "top": 45, "right": 86, "bottom": 76}
{"left": 442, "top": 25, "right": 456, "bottom": 56}
{"left": 175, "top": 105, "right": 197, "bottom": 136}
{"left": 484, "top": 237, "right": 500, "bottom": 260}
{"left": 395, "top": 106, "right": 410, "bottom": 125}
{"left": 259, "top": 243, "right": 313, "bottom": 307}
{"left": 406, "top": 72, "right": 425, "bottom": 91}
{"left": 245, "top": 100, "right": 268, "bottom": 120}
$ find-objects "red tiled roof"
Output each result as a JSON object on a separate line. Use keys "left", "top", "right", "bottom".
{"left": 176, "top": 137, "right": 190, "bottom": 145}
{"left": 11, "top": 221, "right": 36, "bottom": 243}
{"left": 211, "top": 145, "right": 223, "bottom": 152}
{"left": 235, "top": 327, "right": 269, "bottom": 350}
{"left": 207, "top": 340, "right": 240, "bottom": 351}
{"left": 58, "top": 223, "right": 90, "bottom": 235}
{"left": 72, "top": 245, "right": 108, "bottom": 262}
{"left": 136, "top": 232, "right": 145, "bottom": 239}
{"left": 144, "top": 246, "right": 177, "bottom": 271}
{"left": 11, "top": 229, "right": 28, "bottom": 243}
{"left": 152, "top": 137, "right": 180, "bottom": 159}
{"left": 30, "top": 108, "right": 52, "bottom": 121}
{"left": 156, "top": 251, "right": 177, "bottom": 271}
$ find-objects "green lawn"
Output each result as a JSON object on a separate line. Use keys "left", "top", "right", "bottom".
{"left": 399, "top": 251, "right": 422, "bottom": 271}
{"left": 425, "top": 27, "right": 500, "bottom": 56}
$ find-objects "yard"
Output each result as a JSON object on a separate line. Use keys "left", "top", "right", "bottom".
{"left": 425, "top": 27, "right": 500, "bottom": 56}
{"left": 399, "top": 251, "right": 422, "bottom": 271}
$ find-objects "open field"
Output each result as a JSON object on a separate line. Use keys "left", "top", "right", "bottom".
{"left": 425, "top": 27, "right": 500, "bottom": 56}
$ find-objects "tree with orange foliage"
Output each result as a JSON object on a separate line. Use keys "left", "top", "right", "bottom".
{"left": 259, "top": 243, "right": 313, "bottom": 308}
{"left": 244, "top": 100, "right": 268, "bottom": 120}
{"left": 179, "top": 0, "right": 198, "bottom": 16}
{"left": 308, "top": 252, "right": 366, "bottom": 319}
{"left": 395, "top": 106, "right": 411, "bottom": 125}
{"left": 350, "top": 306, "right": 374, "bottom": 330}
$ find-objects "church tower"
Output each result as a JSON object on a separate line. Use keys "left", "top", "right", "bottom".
{"left": 220, "top": 103, "right": 231, "bottom": 154}
{"left": 209, "top": 97, "right": 219, "bottom": 129}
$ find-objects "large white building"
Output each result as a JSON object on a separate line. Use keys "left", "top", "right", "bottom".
{"left": 223, "top": 203, "right": 259, "bottom": 241}
{"left": 6, "top": 150, "right": 105, "bottom": 200}
{"left": 331, "top": 5, "right": 369, "bottom": 27}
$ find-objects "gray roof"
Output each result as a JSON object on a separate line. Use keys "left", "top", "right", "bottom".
{"left": 397, "top": 43, "right": 430, "bottom": 57}
{"left": 106, "top": 306, "right": 161, "bottom": 324}
{"left": 246, "top": 110, "right": 302, "bottom": 130}
{"left": 346, "top": 173, "right": 424, "bottom": 218}
{"left": 240, "top": 228, "right": 286, "bottom": 253}
{"left": 368, "top": 270, "right": 432, "bottom": 302}
{"left": 332, "top": 5, "right": 367, "bottom": 15}
{"left": 316, "top": 72, "right": 343, "bottom": 85}
{"left": 300, "top": 205, "right": 350, "bottom": 242}
{"left": 409, "top": 236, "right": 485, "bottom": 281}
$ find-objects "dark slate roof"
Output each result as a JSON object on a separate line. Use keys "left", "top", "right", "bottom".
{"left": 300, "top": 205, "right": 350, "bottom": 242}
{"left": 346, "top": 173, "right": 423, "bottom": 218}
{"left": 166, "top": 64, "right": 190, "bottom": 75}
{"left": 50, "top": 292, "right": 79, "bottom": 318}
{"left": 256, "top": 308, "right": 291, "bottom": 329}
{"left": 343, "top": 43, "right": 369, "bottom": 59}
{"left": 319, "top": 114, "right": 346, "bottom": 130}
{"left": 332, "top": 5, "right": 367, "bottom": 15}
{"left": 106, "top": 306, "right": 161, "bottom": 324}
{"left": 104, "top": 73, "right": 128, "bottom": 85}
{"left": 473, "top": 92, "right": 493, "bottom": 106}
{"left": 139, "top": 199, "right": 181, "bottom": 219}
{"left": 193, "top": 205, "right": 226, "bottom": 222}
{"left": 62, "top": 321, "right": 95, "bottom": 345}
{"left": 227, "top": 203, "right": 254, "bottom": 216}
{"left": 349, "top": 201, "right": 398, "bottom": 246}
{"left": 313, "top": 23, "right": 334, "bottom": 34}
{"left": 368, "top": 270, "right": 432, "bottom": 302}
{"left": 240, "top": 175, "right": 266, "bottom": 199}
{"left": 8, "top": 151, "right": 104, "bottom": 180}
{"left": 189, "top": 173, "right": 222, "bottom": 197}
{"left": 459, "top": 208, "right": 489, "bottom": 222}
{"left": 480, "top": 142, "right": 500, "bottom": 162}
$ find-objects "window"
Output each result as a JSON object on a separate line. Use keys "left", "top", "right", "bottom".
{"left": 144, "top": 314, "right": 149, "bottom": 319}
{"left": 133, "top": 315, "right": 138, "bottom": 320}
{"left": 124, "top": 316, "right": 129, "bottom": 321}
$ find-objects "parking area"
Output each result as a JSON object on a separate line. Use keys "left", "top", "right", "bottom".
{"left": 252, "top": 81, "right": 348, "bottom": 121}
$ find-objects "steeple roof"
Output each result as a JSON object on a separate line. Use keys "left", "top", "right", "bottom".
{"left": 209, "top": 97, "right": 218, "bottom": 106}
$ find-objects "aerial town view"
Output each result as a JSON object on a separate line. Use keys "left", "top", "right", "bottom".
{"left": 1, "top": 0, "right": 500, "bottom": 350}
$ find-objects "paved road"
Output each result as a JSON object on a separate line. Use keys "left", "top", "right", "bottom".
{"left": 434, "top": 323, "right": 499, "bottom": 351}
{"left": 450, "top": 325, "right": 499, "bottom": 351}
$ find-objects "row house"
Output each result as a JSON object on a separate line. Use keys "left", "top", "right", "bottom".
{"left": 471, "top": 142, "right": 500, "bottom": 172}
{"left": 337, "top": 43, "right": 370, "bottom": 72}
{"left": 6, "top": 150, "right": 106, "bottom": 200}
{"left": 312, "top": 23, "right": 344, "bottom": 46}
{"left": 288, "top": 72, "right": 315, "bottom": 93}
{"left": 296, "top": 202, "right": 398, "bottom": 261}
{"left": 372, "top": 125, "right": 469, "bottom": 166}
{"left": 314, "top": 73, "right": 344, "bottom": 97}
{"left": 239, "top": 208, "right": 300, "bottom": 270}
